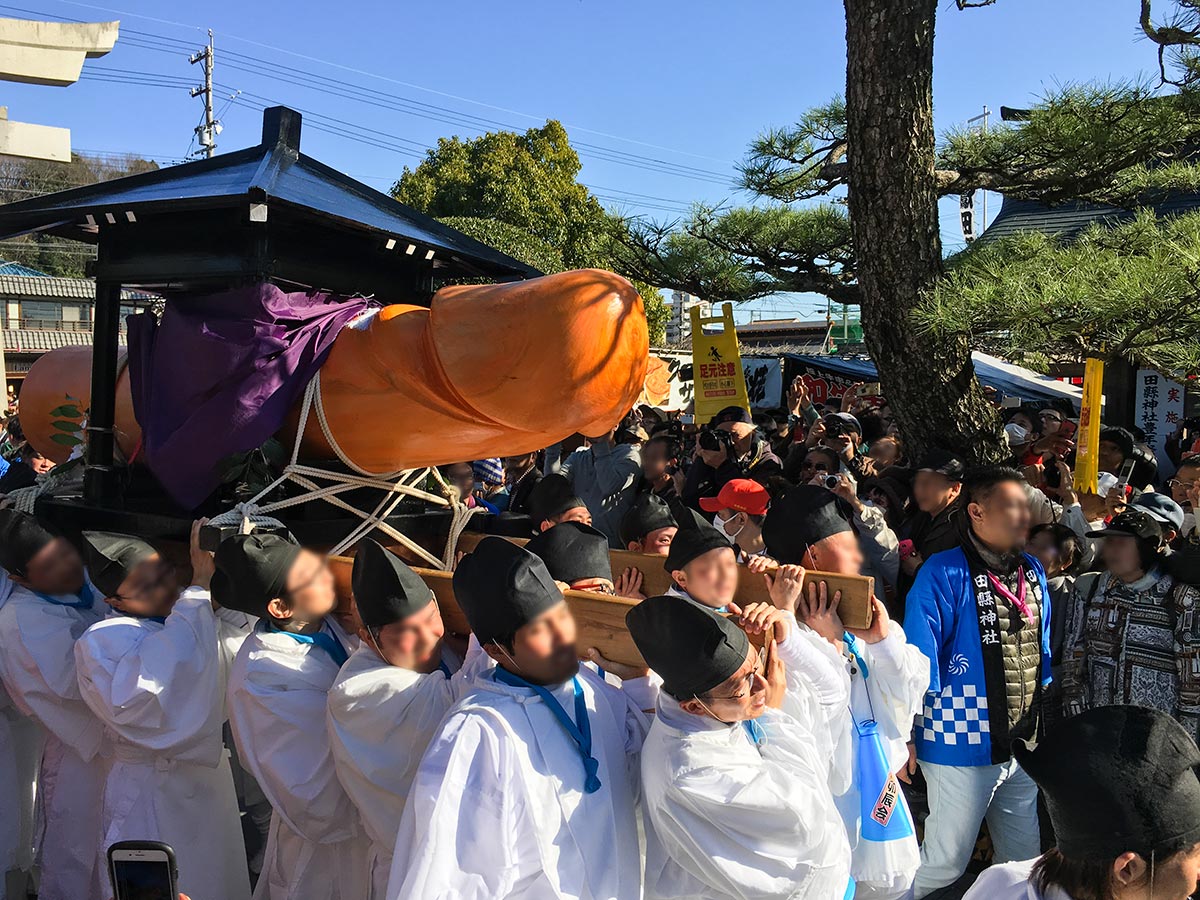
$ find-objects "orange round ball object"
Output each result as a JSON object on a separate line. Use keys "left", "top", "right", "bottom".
{"left": 19, "top": 346, "right": 141, "bottom": 464}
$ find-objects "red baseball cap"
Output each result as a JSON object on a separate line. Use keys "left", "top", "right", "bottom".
{"left": 699, "top": 479, "right": 770, "bottom": 516}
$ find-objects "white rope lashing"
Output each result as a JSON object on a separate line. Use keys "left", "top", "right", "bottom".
{"left": 206, "top": 370, "right": 483, "bottom": 569}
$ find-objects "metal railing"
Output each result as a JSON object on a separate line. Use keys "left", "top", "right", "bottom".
{"left": 2, "top": 318, "right": 127, "bottom": 333}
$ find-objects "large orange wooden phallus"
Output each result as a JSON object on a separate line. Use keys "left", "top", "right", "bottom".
{"left": 19, "top": 269, "right": 649, "bottom": 470}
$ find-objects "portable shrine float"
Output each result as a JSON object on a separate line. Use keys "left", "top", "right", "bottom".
{"left": 0, "top": 107, "right": 872, "bottom": 665}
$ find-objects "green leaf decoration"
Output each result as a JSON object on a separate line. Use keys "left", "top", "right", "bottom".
{"left": 51, "top": 421, "right": 80, "bottom": 433}
{"left": 48, "top": 405, "right": 81, "bottom": 418}
{"left": 49, "top": 433, "right": 82, "bottom": 447}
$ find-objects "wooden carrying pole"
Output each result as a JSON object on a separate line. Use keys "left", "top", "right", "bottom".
{"left": 328, "top": 541, "right": 874, "bottom": 670}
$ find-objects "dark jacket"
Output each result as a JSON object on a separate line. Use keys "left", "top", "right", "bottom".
{"left": 896, "top": 500, "right": 964, "bottom": 614}
{"left": 505, "top": 467, "right": 543, "bottom": 518}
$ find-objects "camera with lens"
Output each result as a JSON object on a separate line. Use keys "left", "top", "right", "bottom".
{"left": 697, "top": 425, "right": 738, "bottom": 456}
{"left": 823, "top": 474, "right": 840, "bottom": 490}
{"left": 822, "top": 415, "right": 850, "bottom": 438}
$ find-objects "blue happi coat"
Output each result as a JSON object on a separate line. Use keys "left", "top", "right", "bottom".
{"left": 902, "top": 547, "right": 1052, "bottom": 768}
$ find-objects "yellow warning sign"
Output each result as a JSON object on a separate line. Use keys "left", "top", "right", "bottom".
{"left": 1073, "top": 356, "right": 1105, "bottom": 495}
{"left": 691, "top": 302, "right": 751, "bottom": 422}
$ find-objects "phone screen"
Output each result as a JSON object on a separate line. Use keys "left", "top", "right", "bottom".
{"left": 112, "top": 858, "right": 174, "bottom": 900}
{"left": 1058, "top": 420, "right": 1077, "bottom": 440}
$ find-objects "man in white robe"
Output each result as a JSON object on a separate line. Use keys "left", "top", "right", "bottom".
{"left": 630, "top": 587, "right": 855, "bottom": 900}
{"left": 762, "top": 485, "right": 930, "bottom": 899}
{"left": 221, "top": 532, "right": 368, "bottom": 900}
{"left": 386, "top": 537, "right": 656, "bottom": 900}
{"left": 0, "top": 567, "right": 42, "bottom": 900}
{"left": 74, "top": 524, "right": 252, "bottom": 900}
{"left": 662, "top": 515, "right": 742, "bottom": 611}
{"left": 327, "top": 539, "right": 471, "bottom": 899}
{"left": 0, "top": 679, "right": 41, "bottom": 899}
{"left": 0, "top": 509, "right": 108, "bottom": 900}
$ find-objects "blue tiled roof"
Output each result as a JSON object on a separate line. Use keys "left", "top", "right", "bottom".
{"left": 0, "top": 261, "right": 50, "bottom": 277}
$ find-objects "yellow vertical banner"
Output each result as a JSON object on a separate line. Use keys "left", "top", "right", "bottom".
{"left": 690, "top": 302, "right": 750, "bottom": 422}
{"left": 1073, "top": 357, "right": 1105, "bottom": 495}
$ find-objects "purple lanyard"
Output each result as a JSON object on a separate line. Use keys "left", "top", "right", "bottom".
{"left": 987, "top": 567, "right": 1033, "bottom": 623}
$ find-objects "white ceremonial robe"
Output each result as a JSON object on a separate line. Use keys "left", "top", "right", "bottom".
{"left": 215, "top": 606, "right": 258, "bottom": 688}
{"left": 836, "top": 626, "right": 929, "bottom": 900}
{"left": 0, "top": 571, "right": 41, "bottom": 877}
{"left": 327, "top": 642, "right": 468, "bottom": 899}
{"left": 961, "top": 860, "right": 1072, "bottom": 900}
{"left": 0, "top": 675, "right": 41, "bottom": 876}
{"left": 0, "top": 581, "right": 108, "bottom": 900}
{"left": 386, "top": 663, "right": 655, "bottom": 900}
{"left": 227, "top": 618, "right": 369, "bottom": 900}
{"left": 640, "top": 614, "right": 854, "bottom": 900}
{"left": 74, "top": 588, "right": 252, "bottom": 900}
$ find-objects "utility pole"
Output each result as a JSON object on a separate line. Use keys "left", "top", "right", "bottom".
{"left": 189, "top": 30, "right": 217, "bottom": 158}
{"left": 967, "top": 105, "right": 991, "bottom": 229}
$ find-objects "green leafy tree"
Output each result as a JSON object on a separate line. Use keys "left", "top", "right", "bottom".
{"left": 394, "top": 121, "right": 606, "bottom": 270}
{"left": 0, "top": 152, "right": 159, "bottom": 276}
{"left": 612, "top": 1, "right": 1200, "bottom": 461}
{"left": 394, "top": 120, "right": 670, "bottom": 345}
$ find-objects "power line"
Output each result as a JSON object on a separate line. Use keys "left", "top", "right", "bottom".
{"left": 5, "top": 4, "right": 736, "bottom": 187}
{"left": 39, "top": 0, "right": 734, "bottom": 166}
{"left": 85, "top": 52, "right": 733, "bottom": 186}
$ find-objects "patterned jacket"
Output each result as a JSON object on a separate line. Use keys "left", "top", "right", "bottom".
{"left": 1062, "top": 568, "right": 1200, "bottom": 741}
{"left": 903, "top": 547, "right": 1052, "bottom": 767}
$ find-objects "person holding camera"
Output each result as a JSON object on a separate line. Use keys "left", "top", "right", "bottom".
{"left": 820, "top": 412, "right": 867, "bottom": 476}
{"left": 681, "top": 407, "right": 781, "bottom": 513}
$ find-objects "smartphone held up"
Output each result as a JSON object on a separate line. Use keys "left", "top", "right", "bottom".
{"left": 109, "top": 841, "right": 179, "bottom": 900}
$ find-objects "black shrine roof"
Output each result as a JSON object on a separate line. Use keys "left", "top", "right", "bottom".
{"left": 0, "top": 106, "right": 540, "bottom": 288}
{"left": 981, "top": 192, "right": 1200, "bottom": 244}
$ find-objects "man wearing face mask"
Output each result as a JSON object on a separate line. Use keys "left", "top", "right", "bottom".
{"left": 327, "top": 540, "right": 480, "bottom": 899}
{"left": 699, "top": 478, "right": 771, "bottom": 562}
{"left": 74, "top": 524, "right": 251, "bottom": 900}
{"left": 385, "top": 538, "right": 656, "bottom": 900}
{"left": 631, "top": 589, "right": 854, "bottom": 900}
{"left": 1061, "top": 509, "right": 1200, "bottom": 740}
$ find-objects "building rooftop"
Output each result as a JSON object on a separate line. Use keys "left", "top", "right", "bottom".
{"left": 981, "top": 192, "right": 1200, "bottom": 243}
{"left": 0, "top": 272, "right": 157, "bottom": 302}
{"left": 0, "top": 260, "right": 50, "bottom": 277}
{"left": 737, "top": 318, "right": 832, "bottom": 333}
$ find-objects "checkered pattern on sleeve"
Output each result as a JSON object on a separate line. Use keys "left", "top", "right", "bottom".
{"left": 920, "top": 683, "right": 990, "bottom": 746}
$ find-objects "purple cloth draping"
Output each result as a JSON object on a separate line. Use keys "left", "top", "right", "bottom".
{"left": 127, "top": 283, "right": 372, "bottom": 510}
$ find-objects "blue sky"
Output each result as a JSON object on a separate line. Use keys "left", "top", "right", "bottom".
{"left": 3, "top": 0, "right": 1162, "bottom": 320}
